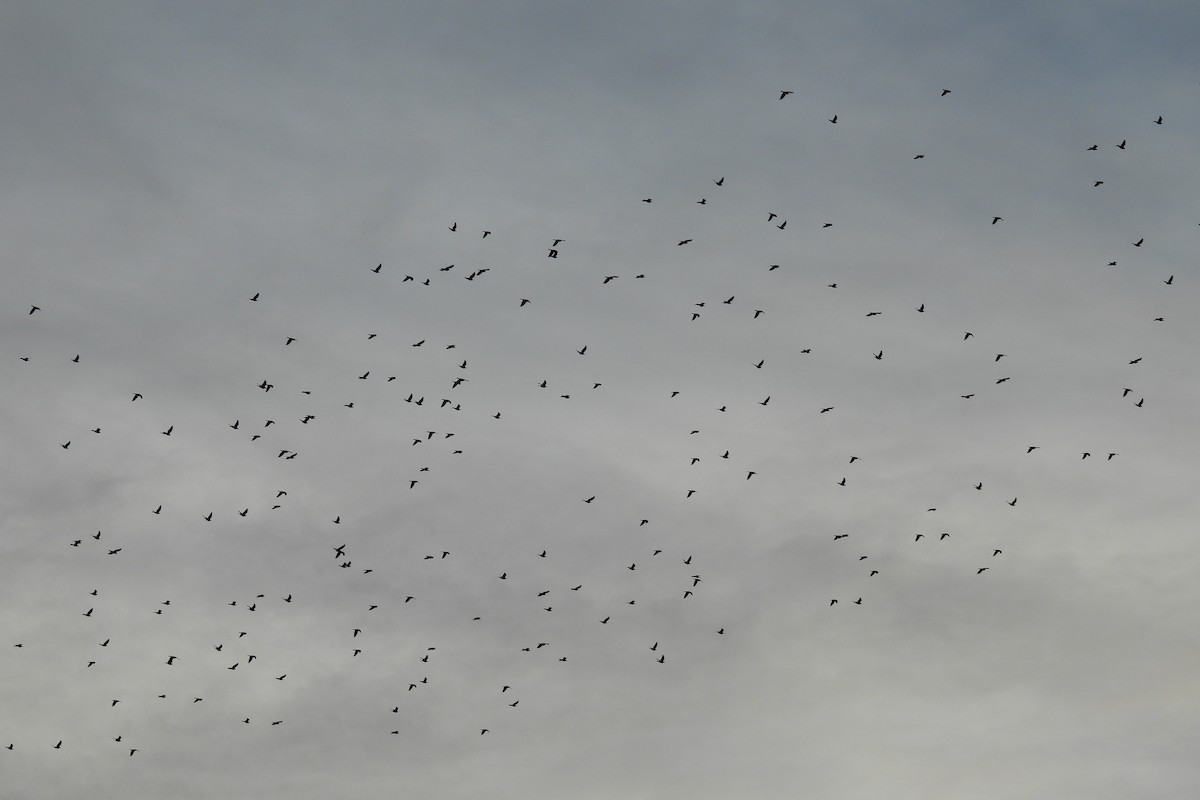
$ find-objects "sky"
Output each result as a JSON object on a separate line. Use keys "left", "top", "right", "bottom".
{"left": 2, "top": 1, "right": 1199, "bottom": 797}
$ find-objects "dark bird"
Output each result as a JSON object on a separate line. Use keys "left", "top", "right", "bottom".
{"left": 916, "top": 304, "right": 924, "bottom": 312}
{"left": 677, "top": 239, "right": 692, "bottom": 246}
{"left": 828, "top": 115, "right": 837, "bottom": 123}
{"left": 1133, "top": 239, "right": 1143, "bottom": 247}
{"left": 1164, "top": 275, "right": 1174, "bottom": 285}
{"left": 977, "top": 567, "right": 989, "bottom": 574}
{"left": 29, "top": 305, "right": 40, "bottom": 315}
{"left": 714, "top": 177, "right": 724, "bottom": 186}
{"left": 1107, "top": 453, "right": 1118, "bottom": 460}
{"left": 1087, "top": 144, "right": 1098, "bottom": 150}
{"left": 874, "top": 351, "right": 883, "bottom": 360}
{"left": 1155, "top": 116, "right": 1163, "bottom": 125}
{"left": 780, "top": 90, "right": 793, "bottom": 99}
{"left": 991, "top": 217, "right": 1002, "bottom": 225}
{"left": 250, "top": 293, "right": 259, "bottom": 301}
{"left": 153, "top": 505, "right": 161, "bottom": 514}
{"left": 759, "top": 396, "right": 770, "bottom": 406}
{"left": 482, "top": 231, "right": 491, "bottom": 238}
{"left": 1129, "top": 357, "right": 1142, "bottom": 364}
{"left": 132, "top": 393, "right": 142, "bottom": 401}
{"left": 371, "top": 264, "right": 381, "bottom": 273}
{"left": 1094, "top": 181, "right": 1104, "bottom": 187}
{"left": 1008, "top": 498, "right": 1018, "bottom": 506}
{"left": 1116, "top": 140, "right": 1126, "bottom": 149}
{"left": 820, "top": 407, "right": 834, "bottom": 413}
{"left": 60, "top": 441, "right": 70, "bottom": 449}
{"left": 577, "top": 345, "right": 587, "bottom": 355}
{"left": 914, "top": 154, "right": 925, "bottom": 159}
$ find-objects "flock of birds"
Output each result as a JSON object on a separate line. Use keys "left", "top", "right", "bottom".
{"left": 3, "top": 86, "right": 1187, "bottom": 763}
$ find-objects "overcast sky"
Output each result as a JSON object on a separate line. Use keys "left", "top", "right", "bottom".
{"left": 3, "top": 2, "right": 1199, "bottom": 798}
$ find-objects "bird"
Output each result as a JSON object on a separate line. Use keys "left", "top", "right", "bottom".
{"left": 677, "top": 239, "right": 692, "bottom": 246}
{"left": 1116, "top": 140, "right": 1126, "bottom": 149}
{"left": 914, "top": 154, "right": 925, "bottom": 159}
{"left": 991, "top": 217, "right": 1003, "bottom": 225}
{"left": 1155, "top": 116, "right": 1163, "bottom": 125}
{"left": 249, "top": 293, "right": 259, "bottom": 301}
{"left": 1094, "top": 180, "right": 1104, "bottom": 187}
{"left": 1133, "top": 238, "right": 1144, "bottom": 247}
{"left": 1164, "top": 275, "right": 1174, "bottom": 285}
{"left": 577, "top": 345, "right": 587, "bottom": 355}
{"left": 1087, "top": 144, "right": 1098, "bottom": 150}
{"left": 779, "top": 90, "right": 793, "bottom": 99}
{"left": 714, "top": 177, "right": 724, "bottom": 186}
{"left": 371, "top": 264, "right": 381, "bottom": 273}
{"left": 941, "top": 89, "right": 951, "bottom": 96}
{"left": 828, "top": 114, "right": 837, "bottom": 123}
